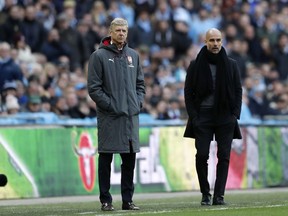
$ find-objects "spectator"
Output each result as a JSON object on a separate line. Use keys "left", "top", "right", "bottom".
{"left": 65, "top": 89, "right": 93, "bottom": 119}
{"left": 40, "top": 28, "right": 71, "bottom": 64}
{"left": 56, "top": 55, "right": 72, "bottom": 74}
{"left": 128, "top": 9, "right": 154, "bottom": 48}
{"left": 86, "top": 95, "right": 97, "bottom": 118}
{"left": 249, "top": 2, "right": 267, "bottom": 29}
{"left": 74, "top": 83, "right": 88, "bottom": 102}
{"left": 243, "top": 24, "right": 264, "bottom": 63}
{"left": 61, "top": 0, "right": 78, "bottom": 28}
{"left": 107, "top": 1, "right": 122, "bottom": 20}
{"left": 273, "top": 94, "right": 288, "bottom": 115}
{"left": 1, "top": 81, "right": 18, "bottom": 112}
{"left": 189, "top": 6, "right": 219, "bottom": 44}
{"left": 257, "top": 14, "right": 279, "bottom": 46}
{"left": 239, "top": 88, "right": 256, "bottom": 123}
{"left": 1, "top": 1, "right": 288, "bottom": 122}
{"left": 1, "top": 81, "right": 18, "bottom": 97}
{"left": 259, "top": 37, "right": 274, "bottom": 64}
{"left": 169, "top": 0, "right": 185, "bottom": 25}
{"left": 21, "top": 4, "right": 47, "bottom": 53}
{"left": 22, "top": 95, "right": 43, "bottom": 113}
{"left": 90, "top": 1, "right": 108, "bottom": 26}
{"left": 55, "top": 13, "right": 90, "bottom": 70}
{"left": 266, "top": 80, "right": 287, "bottom": 106}
{"left": 228, "top": 38, "right": 251, "bottom": 79}
{"left": 3, "top": 95, "right": 20, "bottom": 115}
{"left": 236, "top": 12, "right": 251, "bottom": 38}
{"left": 141, "top": 85, "right": 153, "bottom": 115}
{"left": 149, "top": 84, "right": 162, "bottom": 108}
{"left": 177, "top": 93, "right": 188, "bottom": 119}
{"left": 118, "top": 0, "right": 135, "bottom": 27}
{"left": 35, "top": 1, "right": 56, "bottom": 31}
{"left": 54, "top": 72, "right": 70, "bottom": 97}
{"left": 41, "top": 96, "right": 52, "bottom": 112}
{"left": 74, "top": 0, "right": 94, "bottom": 20}
{"left": 273, "top": 32, "right": 288, "bottom": 81}
{"left": 154, "top": 0, "right": 171, "bottom": 22}
{"left": 173, "top": 56, "right": 188, "bottom": 83}
{"left": 0, "top": 0, "right": 15, "bottom": 25}
{"left": 171, "top": 18, "right": 193, "bottom": 62}
{"left": 51, "top": 96, "right": 69, "bottom": 117}
{"left": 14, "top": 35, "right": 37, "bottom": 65}
{"left": 0, "top": 42, "right": 23, "bottom": 92}
{"left": 248, "top": 85, "right": 279, "bottom": 119}
{"left": 155, "top": 65, "right": 176, "bottom": 87}
{"left": 136, "top": 45, "right": 151, "bottom": 73}
{"left": 77, "top": 100, "right": 94, "bottom": 118}
{"left": 42, "top": 62, "right": 58, "bottom": 90}
{"left": 260, "top": 63, "right": 279, "bottom": 86}
{"left": 134, "top": 0, "right": 155, "bottom": 14}
{"left": 144, "top": 72, "right": 156, "bottom": 88}
{"left": 155, "top": 100, "right": 170, "bottom": 120}
{"left": 76, "top": 18, "right": 101, "bottom": 55}
{"left": 224, "top": 23, "right": 240, "bottom": 43}
{"left": 167, "top": 97, "right": 181, "bottom": 119}
{"left": 151, "top": 19, "right": 174, "bottom": 63}
{"left": 15, "top": 80, "right": 28, "bottom": 109}
{"left": 0, "top": 5, "right": 24, "bottom": 45}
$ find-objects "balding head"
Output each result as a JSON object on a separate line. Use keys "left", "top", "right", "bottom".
{"left": 205, "top": 28, "right": 221, "bottom": 39}
{"left": 205, "top": 28, "right": 222, "bottom": 54}
{"left": 0, "top": 42, "right": 11, "bottom": 58}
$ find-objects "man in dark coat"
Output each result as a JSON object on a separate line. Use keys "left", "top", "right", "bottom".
{"left": 184, "top": 28, "right": 242, "bottom": 206}
{"left": 0, "top": 5, "right": 23, "bottom": 45}
{"left": 40, "top": 28, "right": 71, "bottom": 64}
{"left": 21, "top": 4, "right": 47, "bottom": 53}
{"left": 55, "top": 13, "right": 90, "bottom": 71}
{"left": 87, "top": 18, "right": 145, "bottom": 211}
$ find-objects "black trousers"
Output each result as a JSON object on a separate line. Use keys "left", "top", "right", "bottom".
{"left": 98, "top": 152, "right": 136, "bottom": 203}
{"left": 194, "top": 108, "right": 235, "bottom": 197}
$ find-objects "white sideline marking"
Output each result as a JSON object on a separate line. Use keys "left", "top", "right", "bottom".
{"left": 0, "top": 136, "right": 39, "bottom": 197}
{"left": 78, "top": 210, "right": 173, "bottom": 215}
{"left": 200, "top": 204, "right": 287, "bottom": 211}
{"left": 78, "top": 204, "right": 288, "bottom": 215}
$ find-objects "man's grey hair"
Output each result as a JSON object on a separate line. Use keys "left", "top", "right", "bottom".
{"left": 0, "top": 42, "right": 11, "bottom": 50}
{"left": 109, "top": 18, "right": 128, "bottom": 31}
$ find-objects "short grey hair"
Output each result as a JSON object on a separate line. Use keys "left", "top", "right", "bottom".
{"left": 109, "top": 18, "right": 128, "bottom": 31}
{"left": 0, "top": 42, "right": 11, "bottom": 50}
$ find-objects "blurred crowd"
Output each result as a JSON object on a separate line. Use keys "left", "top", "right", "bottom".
{"left": 1, "top": 0, "right": 288, "bottom": 121}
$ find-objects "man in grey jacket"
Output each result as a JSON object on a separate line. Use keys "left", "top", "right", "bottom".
{"left": 87, "top": 18, "right": 145, "bottom": 211}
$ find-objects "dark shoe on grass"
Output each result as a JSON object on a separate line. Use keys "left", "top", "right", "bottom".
{"left": 122, "top": 202, "right": 140, "bottom": 210}
{"left": 201, "top": 194, "right": 212, "bottom": 205}
{"left": 212, "top": 196, "right": 227, "bottom": 205}
{"left": 101, "top": 202, "right": 114, "bottom": 211}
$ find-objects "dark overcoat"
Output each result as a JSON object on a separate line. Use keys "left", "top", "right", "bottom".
{"left": 183, "top": 57, "right": 242, "bottom": 139}
{"left": 87, "top": 36, "right": 145, "bottom": 153}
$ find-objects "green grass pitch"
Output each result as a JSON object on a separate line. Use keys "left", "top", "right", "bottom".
{"left": 0, "top": 188, "right": 287, "bottom": 216}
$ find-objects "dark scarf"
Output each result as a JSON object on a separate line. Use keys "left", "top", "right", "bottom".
{"left": 192, "top": 46, "right": 234, "bottom": 113}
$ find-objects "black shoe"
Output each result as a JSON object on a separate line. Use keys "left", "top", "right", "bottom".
{"left": 101, "top": 202, "right": 114, "bottom": 211}
{"left": 122, "top": 202, "right": 140, "bottom": 210}
{"left": 201, "top": 194, "right": 212, "bottom": 205}
{"left": 212, "top": 196, "right": 227, "bottom": 205}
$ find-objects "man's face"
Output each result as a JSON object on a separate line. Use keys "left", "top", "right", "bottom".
{"left": 205, "top": 30, "right": 222, "bottom": 54}
{"left": 110, "top": 25, "right": 128, "bottom": 45}
{"left": 0, "top": 43, "right": 11, "bottom": 58}
{"left": 49, "top": 29, "right": 60, "bottom": 41}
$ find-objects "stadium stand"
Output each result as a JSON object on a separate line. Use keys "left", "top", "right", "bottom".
{"left": 1, "top": 0, "right": 288, "bottom": 125}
